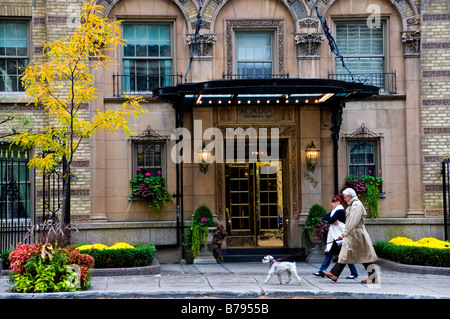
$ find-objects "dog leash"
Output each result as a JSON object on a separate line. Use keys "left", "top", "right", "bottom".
{"left": 308, "top": 239, "right": 343, "bottom": 251}
{"left": 273, "top": 239, "right": 343, "bottom": 262}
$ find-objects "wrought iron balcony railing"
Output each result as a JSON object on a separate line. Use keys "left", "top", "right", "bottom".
{"left": 113, "top": 73, "right": 183, "bottom": 96}
{"left": 327, "top": 72, "right": 397, "bottom": 94}
{"left": 222, "top": 73, "right": 290, "bottom": 80}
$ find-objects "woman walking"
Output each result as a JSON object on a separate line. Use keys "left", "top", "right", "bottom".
{"left": 323, "top": 188, "right": 379, "bottom": 283}
{"left": 313, "top": 194, "right": 358, "bottom": 279}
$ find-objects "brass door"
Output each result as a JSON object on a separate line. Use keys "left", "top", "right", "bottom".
{"left": 225, "top": 161, "right": 284, "bottom": 247}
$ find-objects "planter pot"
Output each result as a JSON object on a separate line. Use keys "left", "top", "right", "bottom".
{"left": 306, "top": 237, "right": 326, "bottom": 263}
{"left": 193, "top": 227, "right": 217, "bottom": 264}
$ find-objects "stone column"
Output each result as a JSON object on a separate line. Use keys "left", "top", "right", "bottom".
{"left": 402, "top": 30, "right": 424, "bottom": 218}
{"left": 295, "top": 18, "right": 324, "bottom": 78}
{"left": 299, "top": 106, "right": 322, "bottom": 218}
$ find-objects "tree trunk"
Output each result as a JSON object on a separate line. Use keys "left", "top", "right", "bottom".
{"left": 60, "top": 156, "right": 71, "bottom": 226}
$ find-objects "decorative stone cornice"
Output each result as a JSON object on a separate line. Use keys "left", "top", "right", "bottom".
{"left": 402, "top": 30, "right": 420, "bottom": 56}
{"left": 294, "top": 33, "right": 324, "bottom": 57}
{"left": 186, "top": 33, "right": 216, "bottom": 57}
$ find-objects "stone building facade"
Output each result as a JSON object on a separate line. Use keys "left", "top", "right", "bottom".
{"left": 0, "top": 0, "right": 448, "bottom": 262}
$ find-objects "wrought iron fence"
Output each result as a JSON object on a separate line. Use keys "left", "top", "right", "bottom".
{"left": 0, "top": 150, "right": 33, "bottom": 252}
{"left": 327, "top": 72, "right": 397, "bottom": 94}
{"left": 113, "top": 73, "right": 183, "bottom": 96}
{"left": 0, "top": 151, "right": 65, "bottom": 252}
{"left": 442, "top": 155, "right": 450, "bottom": 240}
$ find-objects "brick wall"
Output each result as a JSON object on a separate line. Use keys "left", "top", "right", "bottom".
{"left": 0, "top": 0, "right": 91, "bottom": 222}
{"left": 420, "top": 0, "right": 450, "bottom": 214}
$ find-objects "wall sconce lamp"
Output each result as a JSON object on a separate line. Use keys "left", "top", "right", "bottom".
{"left": 199, "top": 142, "right": 210, "bottom": 174}
{"left": 305, "top": 141, "right": 320, "bottom": 172}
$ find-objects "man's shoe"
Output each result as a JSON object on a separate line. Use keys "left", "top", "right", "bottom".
{"left": 312, "top": 272, "right": 325, "bottom": 277}
{"left": 323, "top": 271, "right": 338, "bottom": 282}
{"left": 361, "top": 278, "right": 379, "bottom": 284}
{"left": 346, "top": 275, "right": 357, "bottom": 279}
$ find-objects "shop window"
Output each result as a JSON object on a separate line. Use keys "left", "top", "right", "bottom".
{"left": 122, "top": 23, "right": 172, "bottom": 94}
{"left": 0, "top": 22, "right": 29, "bottom": 92}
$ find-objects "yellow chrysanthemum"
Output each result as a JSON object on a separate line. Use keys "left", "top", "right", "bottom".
{"left": 389, "top": 237, "right": 450, "bottom": 249}
{"left": 77, "top": 244, "right": 92, "bottom": 251}
{"left": 91, "top": 243, "right": 109, "bottom": 250}
{"left": 108, "top": 242, "right": 135, "bottom": 250}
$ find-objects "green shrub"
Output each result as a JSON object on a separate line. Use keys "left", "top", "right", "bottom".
{"left": 1, "top": 249, "right": 12, "bottom": 269}
{"left": 7, "top": 243, "right": 94, "bottom": 293}
{"left": 302, "top": 204, "right": 326, "bottom": 247}
{"left": 184, "top": 204, "right": 216, "bottom": 259}
{"left": 79, "top": 244, "right": 156, "bottom": 268}
{"left": 374, "top": 242, "right": 450, "bottom": 267}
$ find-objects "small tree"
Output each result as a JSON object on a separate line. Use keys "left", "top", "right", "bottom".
{"left": 7, "top": 0, "right": 146, "bottom": 225}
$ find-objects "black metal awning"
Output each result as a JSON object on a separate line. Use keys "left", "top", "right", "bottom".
{"left": 152, "top": 78, "right": 379, "bottom": 107}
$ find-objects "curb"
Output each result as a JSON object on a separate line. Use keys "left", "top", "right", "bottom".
{"left": 1, "top": 258, "right": 161, "bottom": 277}
{"left": 0, "top": 288, "right": 446, "bottom": 300}
{"left": 377, "top": 258, "right": 450, "bottom": 276}
{"left": 90, "top": 258, "right": 161, "bottom": 276}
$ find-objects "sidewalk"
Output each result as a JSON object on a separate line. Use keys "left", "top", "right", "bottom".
{"left": 0, "top": 261, "right": 449, "bottom": 299}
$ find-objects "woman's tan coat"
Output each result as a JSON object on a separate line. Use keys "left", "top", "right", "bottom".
{"left": 338, "top": 196, "right": 378, "bottom": 264}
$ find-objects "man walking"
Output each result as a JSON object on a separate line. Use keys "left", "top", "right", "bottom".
{"left": 323, "top": 188, "right": 379, "bottom": 283}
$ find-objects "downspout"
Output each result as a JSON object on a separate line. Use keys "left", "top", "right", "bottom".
{"left": 331, "top": 100, "right": 344, "bottom": 194}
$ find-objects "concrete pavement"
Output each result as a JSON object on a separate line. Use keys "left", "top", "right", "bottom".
{"left": 0, "top": 261, "right": 449, "bottom": 299}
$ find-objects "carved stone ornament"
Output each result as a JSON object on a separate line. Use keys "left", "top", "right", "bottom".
{"left": 298, "top": 18, "right": 320, "bottom": 28}
{"left": 186, "top": 33, "right": 217, "bottom": 57}
{"left": 295, "top": 33, "right": 324, "bottom": 57}
{"left": 402, "top": 30, "right": 420, "bottom": 56}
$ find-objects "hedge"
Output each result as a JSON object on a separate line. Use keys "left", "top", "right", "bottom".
{"left": 374, "top": 242, "right": 450, "bottom": 267}
{"left": 79, "top": 244, "right": 156, "bottom": 268}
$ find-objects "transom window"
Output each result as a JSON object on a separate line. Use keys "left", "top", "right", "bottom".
{"left": 122, "top": 24, "right": 172, "bottom": 94}
{"left": 0, "top": 22, "right": 29, "bottom": 92}
{"left": 236, "top": 32, "right": 273, "bottom": 78}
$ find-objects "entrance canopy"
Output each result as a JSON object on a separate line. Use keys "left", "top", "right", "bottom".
{"left": 151, "top": 78, "right": 379, "bottom": 238}
{"left": 152, "top": 78, "right": 379, "bottom": 107}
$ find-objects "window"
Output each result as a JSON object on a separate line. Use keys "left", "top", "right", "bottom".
{"left": 131, "top": 126, "right": 168, "bottom": 178}
{"left": 335, "top": 21, "right": 385, "bottom": 88}
{"left": 0, "top": 145, "right": 31, "bottom": 219}
{"left": 0, "top": 22, "right": 29, "bottom": 92}
{"left": 344, "top": 123, "right": 383, "bottom": 178}
{"left": 236, "top": 32, "right": 273, "bottom": 78}
{"left": 133, "top": 141, "right": 166, "bottom": 177}
{"left": 123, "top": 24, "right": 172, "bottom": 94}
{"left": 347, "top": 140, "right": 378, "bottom": 176}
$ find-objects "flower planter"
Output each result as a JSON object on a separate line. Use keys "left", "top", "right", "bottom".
{"left": 193, "top": 227, "right": 217, "bottom": 264}
{"left": 306, "top": 237, "right": 325, "bottom": 263}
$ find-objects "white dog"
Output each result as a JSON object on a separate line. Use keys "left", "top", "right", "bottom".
{"left": 262, "top": 255, "right": 302, "bottom": 285}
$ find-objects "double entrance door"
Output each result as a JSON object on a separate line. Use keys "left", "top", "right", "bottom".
{"left": 225, "top": 161, "right": 286, "bottom": 247}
